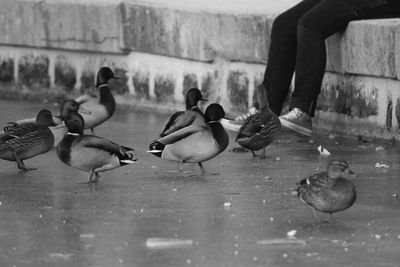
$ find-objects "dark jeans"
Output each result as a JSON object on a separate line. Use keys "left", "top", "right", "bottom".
{"left": 262, "top": 0, "right": 400, "bottom": 117}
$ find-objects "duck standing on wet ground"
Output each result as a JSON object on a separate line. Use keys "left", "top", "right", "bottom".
{"left": 57, "top": 112, "right": 136, "bottom": 184}
{"left": 159, "top": 88, "right": 207, "bottom": 137}
{"left": 235, "top": 85, "right": 281, "bottom": 158}
{"left": 14, "top": 66, "right": 119, "bottom": 144}
{"left": 148, "top": 103, "right": 230, "bottom": 176}
{"left": 0, "top": 109, "right": 57, "bottom": 171}
{"left": 296, "top": 160, "right": 357, "bottom": 222}
{"left": 74, "top": 66, "right": 120, "bottom": 135}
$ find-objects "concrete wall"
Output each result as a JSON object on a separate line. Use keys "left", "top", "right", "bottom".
{"left": 0, "top": 0, "right": 399, "bottom": 139}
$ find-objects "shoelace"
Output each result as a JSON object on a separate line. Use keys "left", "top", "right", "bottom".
{"left": 282, "top": 108, "right": 302, "bottom": 120}
{"left": 235, "top": 107, "right": 258, "bottom": 121}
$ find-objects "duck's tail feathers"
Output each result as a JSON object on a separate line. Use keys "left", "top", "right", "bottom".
{"left": 118, "top": 146, "right": 137, "bottom": 166}
{"left": 147, "top": 141, "right": 165, "bottom": 158}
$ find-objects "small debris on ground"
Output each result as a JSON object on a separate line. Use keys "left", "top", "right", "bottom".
{"left": 231, "top": 147, "right": 248, "bottom": 153}
{"left": 287, "top": 230, "right": 297, "bottom": 238}
{"left": 375, "top": 146, "right": 386, "bottom": 151}
{"left": 375, "top": 163, "right": 389, "bottom": 168}
{"left": 257, "top": 238, "right": 306, "bottom": 246}
{"left": 317, "top": 145, "right": 331, "bottom": 156}
{"left": 145, "top": 238, "right": 193, "bottom": 249}
{"left": 79, "top": 233, "right": 95, "bottom": 239}
{"left": 224, "top": 202, "right": 232, "bottom": 208}
{"left": 48, "top": 253, "right": 74, "bottom": 260}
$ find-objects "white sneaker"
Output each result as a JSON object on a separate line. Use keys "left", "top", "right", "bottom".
{"left": 279, "top": 108, "right": 312, "bottom": 137}
{"left": 221, "top": 107, "right": 258, "bottom": 132}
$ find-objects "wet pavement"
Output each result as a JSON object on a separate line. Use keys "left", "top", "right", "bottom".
{"left": 0, "top": 99, "right": 399, "bottom": 267}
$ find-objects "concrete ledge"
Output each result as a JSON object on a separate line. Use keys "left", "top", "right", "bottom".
{"left": 326, "top": 19, "right": 400, "bottom": 79}
{"left": 120, "top": 3, "right": 274, "bottom": 62}
{"left": 0, "top": 0, "right": 124, "bottom": 53}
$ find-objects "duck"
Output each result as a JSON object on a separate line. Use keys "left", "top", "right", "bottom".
{"left": 16, "top": 100, "right": 82, "bottom": 146}
{"left": 235, "top": 85, "right": 281, "bottom": 158}
{"left": 159, "top": 88, "right": 207, "bottom": 137}
{"left": 296, "top": 160, "right": 357, "bottom": 222}
{"left": 148, "top": 103, "right": 229, "bottom": 175}
{"left": 0, "top": 109, "right": 57, "bottom": 171}
{"left": 57, "top": 112, "right": 136, "bottom": 183}
{"left": 74, "top": 66, "right": 120, "bottom": 134}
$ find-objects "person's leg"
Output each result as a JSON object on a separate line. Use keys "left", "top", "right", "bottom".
{"left": 281, "top": 0, "right": 393, "bottom": 136}
{"left": 222, "top": 0, "right": 322, "bottom": 132}
{"left": 262, "top": 0, "right": 323, "bottom": 116}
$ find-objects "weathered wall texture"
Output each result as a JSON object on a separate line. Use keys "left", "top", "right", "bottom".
{"left": 0, "top": 0, "right": 399, "bottom": 139}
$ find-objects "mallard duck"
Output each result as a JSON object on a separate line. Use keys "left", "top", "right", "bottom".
{"left": 74, "top": 66, "right": 120, "bottom": 134}
{"left": 160, "top": 88, "right": 207, "bottom": 137}
{"left": 235, "top": 85, "right": 281, "bottom": 158}
{"left": 296, "top": 160, "right": 357, "bottom": 222}
{"left": 0, "top": 109, "right": 57, "bottom": 171}
{"left": 148, "top": 103, "right": 229, "bottom": 175}
{"left": 16, "top": 100, "right": 82, "bottom": 147}
{"left": 57, "top": 112, "right": 136, "bottom": 183}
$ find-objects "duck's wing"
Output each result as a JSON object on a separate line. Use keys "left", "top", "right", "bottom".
{"left": 78, "top": 136, "right": 135, "bottom": 159}
{"left": 75, "top": 94, "right": 94, "bottom": 105}
{"left": 0, "top": 126, "right": 42, "bottom": 152}
{"left": 157, "top": 125, "right": 204, "bottom": 145}
{"left": 236, "top": 114, "right": 262, "bottom": 140}
{"left": 297, "top": 172, "right": 329, "bottom": 195}
{"left": 258, "top": 114, "right": 281, "bottom": 137}
{"left": 2, "top": 122, "right": 37, "bottom": 137}
{"left": 160, "top": 111, "right": 200, "bottom": 137}
{"left": 160, "top": 111, "right": 184, "bottom": 137}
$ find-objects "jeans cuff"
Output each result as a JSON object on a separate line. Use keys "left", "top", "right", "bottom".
{"left": 289, "top": 97, "right": 314, "bottom": 117}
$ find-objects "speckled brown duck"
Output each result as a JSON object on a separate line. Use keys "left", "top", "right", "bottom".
{"left": 235, "top": 85, "right": 281, "bottom": 158}
{"left": 0, "top": 109, "right": 57, "bottom": 171}
{"left": 296, "top": 160, "right": 357, "bottom": 222}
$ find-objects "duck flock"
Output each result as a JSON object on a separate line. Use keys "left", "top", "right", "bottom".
{"left": 0, "top": 66, "right": 357, "bottom": 222}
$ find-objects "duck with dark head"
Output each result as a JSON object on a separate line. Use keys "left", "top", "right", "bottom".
{"left": 148, "top": 103, "right": 230, "bottom": 176}
{"left": 74, "top": 66, "right": 120, "bottom": 134}
{"left": 57, "top": 112, "right": 136, "bottom": 184}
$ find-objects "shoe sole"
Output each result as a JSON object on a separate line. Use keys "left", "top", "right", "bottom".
{"left": 220, "top": 119, "right": 241, "bottom": 132}
{"left": 279, "top": 118, "right": 312, "bottom": 137}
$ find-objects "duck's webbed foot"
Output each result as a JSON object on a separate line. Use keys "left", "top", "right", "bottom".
{"left": 88, "top": 170, "right": 100, "bottom": 184}
{"left": 198, "top": 162, "right": 219, "bottom": 176}
{"left": 14, "top": 151, "right": 36, "bottom": 171}
{"left": 312, "top": 208, "right": 333, "bottom": 223}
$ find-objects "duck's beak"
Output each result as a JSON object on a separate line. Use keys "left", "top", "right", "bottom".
{"left": 200, "top": 98, "right": 208, "bottom": 101}
{"left": 49, "top": 120, "right": 58, "bottom": 127}
{"left": 223, "top": 115, "right": 235, "bottom": 121}
{"left": 113, "top": 75, "right": 122, "bottom": 80}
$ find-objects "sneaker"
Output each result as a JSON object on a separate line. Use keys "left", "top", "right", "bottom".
{"left": 221, "top": 107, "right": 258, "bottom": 132}
{"left": 279, "top": 108, "right": 312, "bottom": 136}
